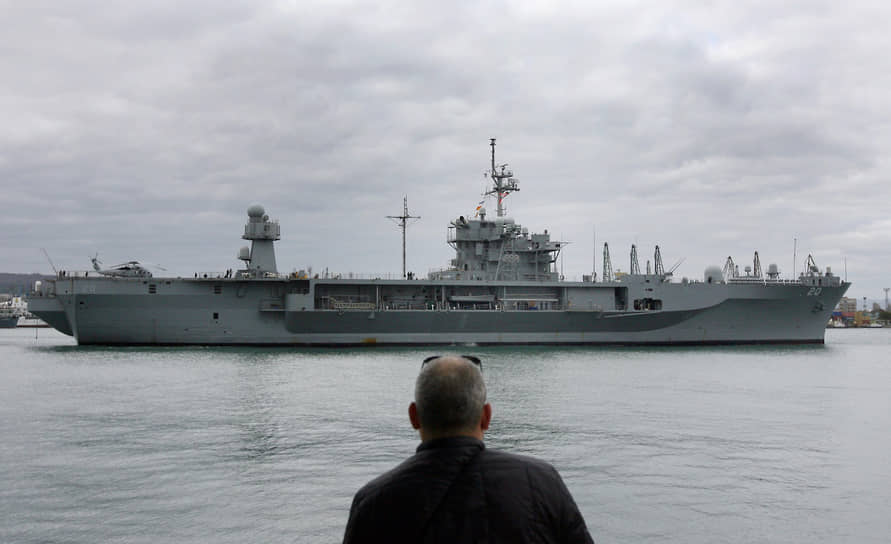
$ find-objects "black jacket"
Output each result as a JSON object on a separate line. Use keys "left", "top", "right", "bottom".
{"left": 343, "top": 436, "right": 594, "bottom": 543}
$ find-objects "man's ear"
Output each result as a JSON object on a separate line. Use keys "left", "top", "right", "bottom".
{"left": 409, "top": 402, "right": 421, "bottom": 430}
{"left": 480, "top": 403, "right": 492, "bottom": 431}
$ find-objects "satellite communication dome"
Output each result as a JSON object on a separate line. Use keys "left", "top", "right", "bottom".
{"left": 247, "top": 204, "right": 266, "bottom": 218}
{"left": 704, "top": 266, "right": 723, "bottom": 284}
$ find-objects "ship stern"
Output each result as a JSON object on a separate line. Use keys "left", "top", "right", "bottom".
{"left": 28, "top": 288, "right": 73, "bottom": 337}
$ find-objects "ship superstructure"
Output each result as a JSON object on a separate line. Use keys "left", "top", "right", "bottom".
{"left": 29, "top": 140, "right": 850, "bottom": 345}
{"left": 433, "top": 140, "right": 563, "bottom": 283}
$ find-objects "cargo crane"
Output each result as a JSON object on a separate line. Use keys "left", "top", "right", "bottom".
{"left": 806, "top": 254, "right": 820, "bottom": 275}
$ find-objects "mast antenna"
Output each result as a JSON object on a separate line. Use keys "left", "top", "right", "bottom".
{"left": 630, "top": 244, "right": 640, "bottom": 275}
{"left": 602, "top": 242, "right": 613, "bottom": 282}
{"left": 386, "top": 196, "right": 420, "bottom": 279}
{"left": 485, "top": 138, "right": 520, "bottom": 217}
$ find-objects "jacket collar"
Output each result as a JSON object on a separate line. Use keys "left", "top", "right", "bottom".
{"left": 416, "top": 435, "right": 485, "bottom": 453}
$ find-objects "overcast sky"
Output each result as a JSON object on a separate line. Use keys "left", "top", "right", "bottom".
{"left": 2, "top": 1, "right": 890, "bottom": 305}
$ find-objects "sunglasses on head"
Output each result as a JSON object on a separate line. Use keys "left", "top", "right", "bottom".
{"left": 422, "top": 355, "right": 482, "bottom": 371}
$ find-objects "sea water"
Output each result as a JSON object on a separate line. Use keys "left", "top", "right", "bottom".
{"left": 1, "top": 328, "right": 889, "bottom": 543}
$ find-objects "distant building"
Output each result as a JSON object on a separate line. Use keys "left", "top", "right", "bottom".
{"left": 837, "top": 297, "right": 857, "bottom": 312}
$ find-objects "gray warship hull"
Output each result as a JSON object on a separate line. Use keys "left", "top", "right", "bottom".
{"left": 28, "top": 141, "right": 850, "bottom": 346}
{"left": 28, "top": 275, "right": 848, "bottom": 346}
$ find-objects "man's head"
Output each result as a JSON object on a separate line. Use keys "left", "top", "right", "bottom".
{"left": 408, "top": 355, "right": 492, "bottom": 441}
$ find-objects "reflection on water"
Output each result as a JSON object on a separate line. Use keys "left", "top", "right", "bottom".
{"left": 1, "top": 328, "right": 890, "bottom": 543}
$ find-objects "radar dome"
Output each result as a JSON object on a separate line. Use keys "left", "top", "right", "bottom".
{"left": 704, "top": 266, "right": 723, "bottom": 284}
{"left": 247, "top": 204, "right": 266, "bottom": 218}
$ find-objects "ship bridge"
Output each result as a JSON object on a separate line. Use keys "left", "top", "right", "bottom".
{"left": 434, "top": 139, "right": 563, "bottom": 282}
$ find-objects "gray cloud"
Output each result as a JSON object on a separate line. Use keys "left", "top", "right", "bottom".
{"left": 2, "top": 1, "right": 890, "bottom": 304}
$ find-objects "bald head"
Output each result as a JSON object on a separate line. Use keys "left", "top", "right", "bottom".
{"left": 410, "top": 356, "right": 490, "bottom": 441}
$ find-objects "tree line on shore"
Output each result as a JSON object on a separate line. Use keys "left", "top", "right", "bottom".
{"left": 0, "top": 273, "right": 52, "bottom": 296}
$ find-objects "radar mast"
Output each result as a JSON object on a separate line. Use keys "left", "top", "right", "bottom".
{"left": 486, "top": 138, "right": 520, "bottom": 217}
{"left": 387, "top": 196, "right": 420, "bottom": 279}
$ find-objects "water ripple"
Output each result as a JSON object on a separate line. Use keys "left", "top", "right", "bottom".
{"left": 2, "top": 328, "right": 890, "bottom": 543}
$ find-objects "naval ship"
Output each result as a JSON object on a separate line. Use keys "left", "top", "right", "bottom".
{"left": 29, "top": 140, "right": 849, "bottom": 346}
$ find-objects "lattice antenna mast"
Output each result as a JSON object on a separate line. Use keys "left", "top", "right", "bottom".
{"left": 592, "top": 226, "right": 597, "bottom": 281}
{"left": 654, "top": 245, "right": 665, "bottom": 276}
{"left": 485, "top": 138, "right": 520, "bottom": 217}
{"left": 723, "top": 256, "right": 736, "bottom": 280}
{"left": 753, "top": 251, "right": 762, "bottom": 278}
{"left": 602, "top": 243, "right": 613, "bottom": 282}
{"left": 630, "top": 244, "right": 640, "bottom": 275}
{"left": 387, "top": 196, "right": 420, "bottom": 279}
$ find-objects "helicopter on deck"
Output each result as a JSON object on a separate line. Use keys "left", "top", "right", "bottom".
{"left": 91, "top": 255, "right": 154, "bottom": 278}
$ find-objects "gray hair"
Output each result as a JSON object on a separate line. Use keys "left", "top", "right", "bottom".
{"left": 415, "top": 356, "right": 487, "bottom": 435}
